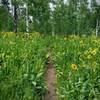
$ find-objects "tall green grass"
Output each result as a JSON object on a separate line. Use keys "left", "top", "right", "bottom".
{"left": 52, "top": 36, "right": 100, "bottom": 100}
{"left": 0, "top": 34, "right": 48, "bottom": 100}
{"left": 0, "top": 33, "right": 100, "bottom": 100}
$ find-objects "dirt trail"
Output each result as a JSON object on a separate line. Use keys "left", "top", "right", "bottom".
{"left": 43, "top": 56, "right": 57, "bottom": 100}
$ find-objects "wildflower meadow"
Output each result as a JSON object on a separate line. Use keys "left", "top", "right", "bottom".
{"left": 0, "top": 33, "right": 100, "bottom": 100}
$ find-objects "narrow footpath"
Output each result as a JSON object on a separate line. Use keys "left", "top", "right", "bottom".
{"left": 43, "top": 55, "right": 57, "bottom": 100}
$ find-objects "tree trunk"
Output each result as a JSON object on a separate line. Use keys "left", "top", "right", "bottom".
{"left": 26, "top": 2, "right": 29, "bottom": 33}
{"left": 51, "top": 14, "right": 55, "bottom": 36}
{"left": 14, "top": 5, "right": 18, "bottom": 33}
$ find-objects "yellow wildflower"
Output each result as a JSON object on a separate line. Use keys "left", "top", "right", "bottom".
{"left": 71, "top": 64, "right": 77, "bottom": 71}
{"left": 91, "top": 48, "right": 98, "bottom": 55}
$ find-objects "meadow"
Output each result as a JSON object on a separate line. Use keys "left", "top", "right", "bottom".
{"left": 0, "top": 33, "right": 100, "bottom": 100}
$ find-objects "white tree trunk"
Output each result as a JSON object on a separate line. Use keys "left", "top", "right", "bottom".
{"left": 96, "top": 19, "right": 99, "bottom": 37}
{"left": 26, "top": 1, "right": 29, "bottom": 33}
{"left": 52, "top": 23, "right": 55, "bottom": 36}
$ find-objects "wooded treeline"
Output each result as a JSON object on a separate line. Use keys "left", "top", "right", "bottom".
{"left": 0, "top": 0, "right": 100, "bottom": 35}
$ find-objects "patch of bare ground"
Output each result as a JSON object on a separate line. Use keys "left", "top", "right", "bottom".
{"left": 43, "top": 56, "right": 57, "bottom": 100}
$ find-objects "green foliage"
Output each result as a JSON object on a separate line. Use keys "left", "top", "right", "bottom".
{"left": 18, "top": 17, "right": 26, "bottom": 32}
{"left": 0, "top": 33, "right": 47, "bottom": 100}
{"left": 0, "top": 0, "right": 100, "bottom": 35}
{"left": 0, "top": 6, "right": 13, "bottom": 31}
{"left": 52, "top": 35, "right": 100, "bottom": 100}
{"left": 0, "top": 33, "right": 100, "bottom": 100}
{"left": 11, "top": 0, "right": 22, "bottom": 5}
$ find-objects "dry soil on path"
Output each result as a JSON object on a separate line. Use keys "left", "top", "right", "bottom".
{"left": 43, "top": 56, "right": 57, "bottom": 100}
